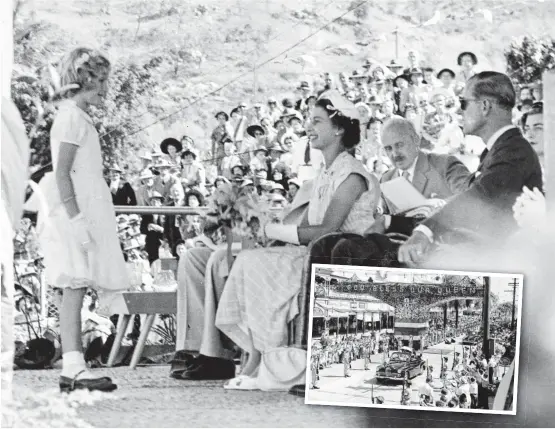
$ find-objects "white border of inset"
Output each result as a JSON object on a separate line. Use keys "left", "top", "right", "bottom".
{"left": 304, "top": 264, "right": 523, "bottom": 416}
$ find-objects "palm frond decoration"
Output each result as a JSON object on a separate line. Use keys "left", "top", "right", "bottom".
{"left": 150, "top": 314, "right": 176, "bottom": 345}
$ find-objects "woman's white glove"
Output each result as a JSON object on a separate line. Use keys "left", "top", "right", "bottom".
{"left": 264, "top": 223, "right": 300, "bottom": 245}
{"left": 70, "top": 213, "right": 95, "bottom": 251}
{"left": 513, "top": 186, "right": 546, "bottom": 229}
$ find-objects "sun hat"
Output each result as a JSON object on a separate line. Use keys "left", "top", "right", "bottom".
{"left": 246, "top": 125, "right": 265, "bottom": 138}
{"left": 160, "top": 137, "right": 183, "bottom": 154}
{"left": 139, "top": 169, "right": 155, "bottom": 181}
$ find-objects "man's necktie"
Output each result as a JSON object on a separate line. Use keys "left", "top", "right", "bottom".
{"left": 402, "top": 170, "right": 410, "bottom": 182}
{"left": 479, "top": 148, "right": 489, "bottom": 164}
{"left": 304, "top": 140, "right": 311, "bottom": 165}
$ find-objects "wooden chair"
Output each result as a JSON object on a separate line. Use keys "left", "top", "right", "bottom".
{"left": 106, "top": 258, "right": 178, "bottom": 370}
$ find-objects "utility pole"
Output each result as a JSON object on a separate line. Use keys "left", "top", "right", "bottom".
{"left": 505, "top": 278, "right": 518, "bottom": 331}
{"left": 482, "top": 276, "right": 491, "bottom": 360}
{"left": 393, "top": 26, "right": 399, "bottom": 60}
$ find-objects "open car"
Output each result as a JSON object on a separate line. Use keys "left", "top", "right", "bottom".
{"left": 375, "top": 350, "right": 426, "bottom": 382}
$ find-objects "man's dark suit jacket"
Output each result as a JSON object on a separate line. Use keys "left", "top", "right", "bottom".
{"left": 381, "top": 151, "right": 472, "bottom": 235}
{"left": 108, "top": 181, "right": 137, "bottom": 206}
{"left": 423, "top": 127, "right": 543, "bottom": 242}
{"left": 140, "top": 214, "right": 165, "bottom": 264}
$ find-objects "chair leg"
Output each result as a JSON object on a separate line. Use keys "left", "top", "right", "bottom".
{"left": 129, "top": 314, "right": 156, "bottom": 370}
{"left": 107, "top": 314, "right": 132, "bottom": 367}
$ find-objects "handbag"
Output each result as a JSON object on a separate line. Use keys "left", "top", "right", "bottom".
{"left": 256, "top": 346, "right": 307, "bottom": 392}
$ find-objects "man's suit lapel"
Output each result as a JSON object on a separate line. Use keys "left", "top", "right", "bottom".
{"left": 411, "top": 152, "right": 430, "bottom": 195}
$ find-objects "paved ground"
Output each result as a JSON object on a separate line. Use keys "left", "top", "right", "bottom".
{"left": 307, "top": 338, "right": 470, "bottom": 408}
{"left": 9, "top": 365, "right": 369, "bottom": 428}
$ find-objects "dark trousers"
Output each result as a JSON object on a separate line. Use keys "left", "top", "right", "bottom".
{"left": 470, "top": 393, "right": 478, "bottom": 409}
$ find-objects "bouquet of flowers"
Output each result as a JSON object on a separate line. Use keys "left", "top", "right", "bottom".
{"left": 201, "top": 181, "right": 277, "bottom": 260}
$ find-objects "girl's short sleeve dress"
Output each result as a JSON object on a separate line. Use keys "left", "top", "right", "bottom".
{"left": 37, "top": 100, "right": 129, "bottom": 293}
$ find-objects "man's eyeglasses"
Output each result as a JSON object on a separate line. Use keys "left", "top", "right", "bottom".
{"left": 459, "top": 97, "right": 480, "bottom": 111}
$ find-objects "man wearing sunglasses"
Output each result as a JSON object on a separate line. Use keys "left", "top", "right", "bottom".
{"left": 399, "top": 71, "right": 543, "bottom": 266}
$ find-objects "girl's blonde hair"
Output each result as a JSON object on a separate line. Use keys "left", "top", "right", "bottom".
{"left": 56, "top": 47, "right": 110, "bottom": 98}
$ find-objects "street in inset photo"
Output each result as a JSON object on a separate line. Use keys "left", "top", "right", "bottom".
{"left": 305, "top": 265, "right": 522, "bottom": 415}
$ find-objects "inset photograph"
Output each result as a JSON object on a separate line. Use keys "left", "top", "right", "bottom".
{"left": 305, "top": 265, "right": 522, "bottom": 415}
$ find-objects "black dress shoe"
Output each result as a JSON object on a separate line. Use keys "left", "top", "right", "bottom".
{"left": 59, "top": 373, "right": 117, "bottom": 393}
{"left": 170, "top": 351, "right": 197, "bottom": 378}
{"left": 178, "top": 356, "right": 235, "bottom": 380}
{"left": 288, "top": 384, "right": 306, "bottom": 397}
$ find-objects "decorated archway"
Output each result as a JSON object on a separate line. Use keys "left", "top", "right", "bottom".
{"left": 314, "top": 274, "right": 485, "bottom": 323}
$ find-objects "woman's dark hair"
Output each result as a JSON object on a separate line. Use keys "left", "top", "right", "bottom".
{"left": 315, "top": 98, "right": 361, "bottom": 149}
{"left": 185, "top": 189, "right": 205, "bottom": 206}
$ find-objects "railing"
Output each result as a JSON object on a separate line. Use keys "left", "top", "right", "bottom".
{"left": 492, "top": 360, "right": 515, "bottom": 411}
{"left": 113, "top": 205, "right": 284, "bottom": 215}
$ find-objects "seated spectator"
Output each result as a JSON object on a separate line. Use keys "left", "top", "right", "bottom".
{"left": 521, "top": 101, "right": 544, "bottom": 166}
{"left": 160, "top": 137, "right": 183, "bottom": 168}
{"left": 250, "top": 147, "right": 268, "bottom": 174}
{"left": 140, "top": 191, "right": 166, "bottom": 265}
{"left": 456, "top": 51, "right": 478, "bottom": 88}
{"left": 136, "top": 169, "right": 156, "bottom": 206}
{"left": 220, "top": 140, "right": 242, "bottom": 180}
{"left": 400, "top": 68, "right": 431, "bottom": 113}
{"left": 107, "top": 163, "right": 137, "bottom": 206}
{"left": 153, "top": 159, "right": 181, "bottom": 204}
{"left": 180, "top": 147, "right": 206, "bottom": 194}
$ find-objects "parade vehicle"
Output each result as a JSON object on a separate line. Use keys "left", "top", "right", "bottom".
{"left": 462, "top": 333, "right": 481, "bottom": 346}
{"left": 375, "top": 348, "right": 426, "bottom": 382}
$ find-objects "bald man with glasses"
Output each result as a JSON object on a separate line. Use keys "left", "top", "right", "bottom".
{"left": 399, "top": 71, "right": 543, "bottom": 266}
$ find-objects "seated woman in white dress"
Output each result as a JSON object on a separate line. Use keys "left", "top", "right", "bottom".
{"left": 214, "top": 91, "right": 381, "bottom": 390}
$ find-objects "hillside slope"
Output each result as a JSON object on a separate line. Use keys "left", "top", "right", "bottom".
{"left": 13, "top": 0, "right": 555, "bottom": 156}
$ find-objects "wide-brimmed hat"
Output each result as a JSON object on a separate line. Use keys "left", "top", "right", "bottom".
{"left": 271, "top": 182, "right": 285, "bottom": 191}
{"left": 247, "top": 125, "right": 265, "bottom": 138}
{"left": 362, "top": 58, "right": 373, "bottom": 69}
{"left": 457, "top": 51, "right": 478, "bottom": 66}
{"left": 151, "top": 149, "right": 164, "bottom": 159}
{"left": 297, "top": 80, "right": 312, "bottom": 90}
{"left": 271, "top": 193, "right": 287, "bottom": 203}
{"left": 436, "top": 68, "right": 456, "bottom": 79}
{"left": 154, "top": 159, "right": 172, "bottom": 169}
{"left": 139, "top": 151, "right": 152, "bottom": 161}
{"left": 287, "top": 111, "right": 304, "bottom": 124}
{"left": 149, "top": 191, "right": 164, "bottom": 201}
{"left": 288, "top": 178, "right": 302, "bottom": 189}
{"left": 123, "top": 237, "right": 144, "bottom": 251}
{"left": 240, "top": 179, "right": 254, "bottom": 188}
{"left": 388, "top": 59, "right": 404, "bottom": 72}
{"left": 139, "top": 169, "right": 155, "bottom": 181}
{"left": 230, "top": 106, "right": 241, "bottom": 116}
{"left": 253, "top": 146, "right": 268, "bottom": 155}
{"left": 215, "top": 111, "right": 229, "bottom": 121}
{"left": 268, "top": 143, "right": 285, "bottom": 153}
{"left": 160, "top": 137, "right": 183, "bottom": 154}
{"left": 408, "top": 67, "right": 424, "bottom": 77}
{"left": 109, "top": 163, "right": 123, "bottom": 173}
{"left": 282, "top": 98, "right": 294, "bottom": 108}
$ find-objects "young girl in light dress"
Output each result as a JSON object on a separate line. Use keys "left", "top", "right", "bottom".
{"left": 37, "top": 48, "right": 129, "bottom": 392}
